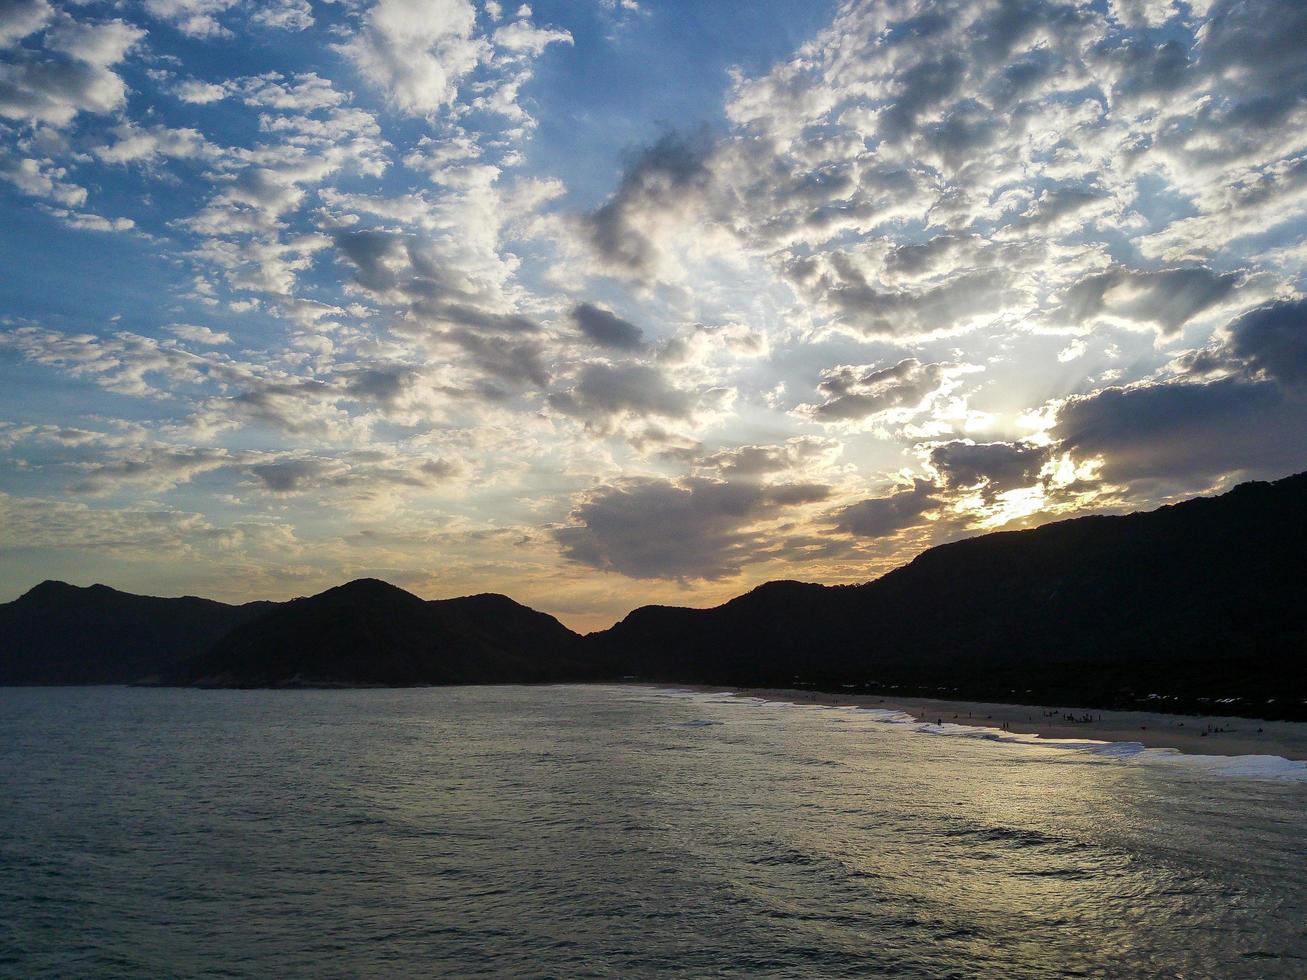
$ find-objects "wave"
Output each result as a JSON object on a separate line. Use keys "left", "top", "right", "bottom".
{"left": 656, "top": 688, "right": 1307, "bottom": 783}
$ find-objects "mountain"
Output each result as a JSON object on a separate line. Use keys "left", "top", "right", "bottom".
{"left": 2, "top": 473, "right": 1305, "bottom": 714}
{"left": 159, "top": 578, "right": 592, "bottom": 687}
{"left": 588, "top": 472, "right": 1307, "bottom": 716}
{"left": 0, "top": 581, "right": 274, "bottom": 685}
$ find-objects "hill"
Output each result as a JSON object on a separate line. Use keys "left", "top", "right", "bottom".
{"left": 0, "top": 581, "right": 273, "bottom": 685}
{"left": 2, "top": 472, "right": 1305, "bottom": 715}
{"left": 159, "top": 578, "right": 592, "bottom": 687}
{"left": 588, "top": 472, "right": 1307, "bottom": 717}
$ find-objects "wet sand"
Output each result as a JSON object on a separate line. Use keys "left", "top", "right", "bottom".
{"left": 700, "top": 687, "right": 1307, "bottom": 761}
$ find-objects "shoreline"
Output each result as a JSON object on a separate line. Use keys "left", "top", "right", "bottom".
{"left": 672, "top": 686, "right": 1307, "bottom": 762}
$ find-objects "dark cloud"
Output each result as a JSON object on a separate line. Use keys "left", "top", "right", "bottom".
{"left": 442, "top": 305, "right": 540, "bottom": 334}
{"left": 229, "top": 380, "right": 336, "bottom": 434}
{"left": 345, "top": 366, "right": 415, "bottom": 406}
{"left": 799, "top": 358, "right": 951, "bottom": 422}
{"left": 1060, "top": 266, "right": 1240, "bottom": 334}
{"left": 419, "top": 458, "right": 460, "bottom": 480}
{"left": 250, "top": 458, "right": 323, "bottom": 493}
{"left": 929, "top": 440, "right": 1050, "bottom": 495}
{"left": 1196, "top": 0, "right": 1307, "bottom": 132}
{"left": 1053, "top": 300, "right": 1307, "bottom": 486}
{"left": 832, "top": 479, "right": 939, "bottom": 538}
{"left": 880, "top": 54, "right": 965, "bottom": 140}
{"left": 1053, "top": 377, "right": 1307, "bottom": 484}
{"left": 687, "top": 437, "right": 836, "bottom": 478}
{"left": 793, "top": 254, "right": 1012, "bottom": 338}
{"left": 334, "top": 231, "right": 538, "bottom": 334}
{"left": 1007, "top": 185, "right": 1106, "bottom": 233}
{"left": 885, "top": 235, "right": 969, "bottom": 278}
{"left": 249, "top": 454, "right": 463, "bottom": 494}
{"left": 0, "top": 17, "right": 142, "bottom": 126}
{"left": 580, "top": 128, "right": 715, "bottom": 276}
{"left": 446, "top": 330, "right": 549, "bottom": 389}
{"left": 555, "top": 475, "right": 825, "bottom": 580}
{"left": 764, "top": 482, "right": 832, "bottom": 506}
{"left": 1098, "top": 37, "right": 1192, "bottom": 103}
{"left": 549, "top": 362, "right": 692, "bottom": 423}
{"left": 920, "top": 99, "right": 1005, "bottom": 168}
{"left": 987, "top": 50, "right": 1059, "bottom": 106}
{"left": 68, "top": 447, "right": 232, "bottom": 494}
{"left": 571, "top": 302, "right": 645, "bottom": 350}
{"left": 1227, "top": 298, "right": 1307, "bottom": 388}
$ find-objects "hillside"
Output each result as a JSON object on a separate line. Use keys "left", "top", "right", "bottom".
{"left": 588, "top": 472, "right": 1307, "bottom": 716}
{"left": 0, "top": 581, "right": 273, "bottom": 685}
{"left": 2, "top": 472, "right": 1305, "bottom": 715}
{"left": 159, "top": 578, "right": 593, "bottom": 687}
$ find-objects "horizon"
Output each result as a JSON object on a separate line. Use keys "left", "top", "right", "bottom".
{"left": 3, "top": 0, "right": 1307, "bottom": 632}
{"left": 10, "top": 464, "right": 1302, "bottom": 631}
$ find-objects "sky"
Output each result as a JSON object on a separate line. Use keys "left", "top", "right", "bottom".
{"left": 1, "top": 0, "right": 1305, "bottom": 630}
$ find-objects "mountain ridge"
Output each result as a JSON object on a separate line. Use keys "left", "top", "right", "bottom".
{"left": 2, "top": 471, "right": 1305, "bottom": 716}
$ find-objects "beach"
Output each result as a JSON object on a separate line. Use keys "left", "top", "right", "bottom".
{"left": 705, "top": 687, "right": 1307, "bottom": 761}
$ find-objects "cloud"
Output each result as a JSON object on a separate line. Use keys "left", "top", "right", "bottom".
{"left": 93, "top": 121, "right": 217, "bottom": 165}
{"left": 686, "top": 436, "right": 840, "bottom": 479}
{"left": 142, "top": 0, "right": 237, "bottom": 39}
{"left": 0, "top": 0, "right": 52, "bottom": 47}
{"left": 578, "top": 128, "right": 715, "bottom": 278}
{"left": 0, "top": 15, "right": 144, "bottom": 125}
{"left": 70, "top": 447, "right": 233, "bottom": 495}
{"left": 251, "top": 0, "right": 313, "bottom": 32}
{"left": 554, "top": 476, "right": 827, "bottom": 580}
{"left": 796, "top": 358, "right": 954, "bottom": 423}
{"left": 2, "top": 0, "right": 1307, "bottom": 616}
{"left": 1059, "top": 266, "right": 1242, "bottom": 335}
{"left": 928, "top": 440, "right": 1051, "bottom": 498}
{"left": 245, "top": 451, "right": 465, "bottom": 497}
{"left": 549, "top": 362, "right": 693, "bottom": 425}
{"left": 167, "top": 324, "right": 232, "bottom": 346}
{"left": 0, "top": 151, "right": 85, "bottom": 205}
{"left": 1226, "top": 298, "right": 1307, "bottom": 388}
{"left": 786, "top": 253, "right": 1015, "bottom": 339}
{"left": 570, "top": 302, "right": 645, "bottom": 350}
{"left": 445, "top": 331, "right": 549, "bottom": 391}
{"left": 0, "top": 492, "right": 221, "bottom": 555}
{"left": 249, "top": 458, "right": 322, "bottom": 492}
{"left": 174, "top": 78, "right": 228, "bottom": 103}
{"left": 38, "top": 207, "right": 135, "bottom": 232}
{"left": 492, "top": 17, "right": 572, "bottom": 56}
{"left": 831, "top": 478, "right": 940, "bottom": 538}
{"left": 0, "top": 327, "right": 211, "bottom": 397}
{"left": 1053, "top": 377, "right": 1307, "bottom": 485}
{"left": 339, "top": 0, "right": 485, "bottom": 116}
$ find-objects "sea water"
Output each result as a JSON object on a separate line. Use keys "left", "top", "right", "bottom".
{"left": 2, "top": 684, "right": 1304, "bottom": 977}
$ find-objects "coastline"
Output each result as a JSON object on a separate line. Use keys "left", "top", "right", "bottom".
{"left": 673, "top": 686, "right": 1307, "bottom": 762}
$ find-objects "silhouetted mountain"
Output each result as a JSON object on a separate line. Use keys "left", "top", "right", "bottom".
{"left": 589, "top": 472, "right": 1307, "bottom": 717}
{"left": 0, "top": 581, "right": 273, "bottom": 685}
{"left": 3, "top": 473, "right": 1306, "bottom": 715}
{"left": 161, "top": 578, "right": 592, "bottom": 687}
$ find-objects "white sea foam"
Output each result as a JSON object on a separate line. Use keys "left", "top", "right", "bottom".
{"left": 659, "top": 688, "right": 1307, "bottom": 783}
{"left": 1084, "top": 743, "right": 1307, "bottom": 780}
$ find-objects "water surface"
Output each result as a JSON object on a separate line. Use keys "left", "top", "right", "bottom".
{"left": 2, "top": 685, "right": 1304, "bottom": 977}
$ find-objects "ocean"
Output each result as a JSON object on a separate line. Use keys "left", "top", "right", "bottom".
{"left": 2, "top": 684, "right": 1305, "bottom": 978}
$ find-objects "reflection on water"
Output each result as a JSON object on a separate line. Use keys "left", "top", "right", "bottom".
{"left": 1, "top": 685, "right": 1304, "bottom": 977}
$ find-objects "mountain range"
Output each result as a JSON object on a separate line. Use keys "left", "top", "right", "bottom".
{"left": 3, "top": 471, "right": 1305, "bottom": 718}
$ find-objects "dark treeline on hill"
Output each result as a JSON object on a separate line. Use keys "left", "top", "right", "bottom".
{"left": 166, "top": 579, "right": 589, "bottom": 687}
{"left": 0, "top": 581, "right": 274, "bottom": 685}
{"left": 2, "top": 471, "right": 1305, "bottom": 719}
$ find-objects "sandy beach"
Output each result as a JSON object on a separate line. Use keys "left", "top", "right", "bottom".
{"left": 699, "top": 687, "right": 1307, "bottom": 761}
